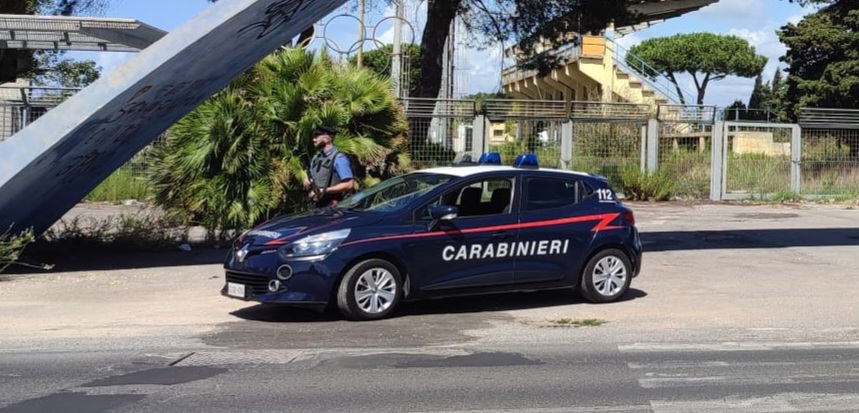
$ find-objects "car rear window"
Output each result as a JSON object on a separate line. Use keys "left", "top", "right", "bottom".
{"left": 523, "top": 177, "right": 594, "bottom": 211}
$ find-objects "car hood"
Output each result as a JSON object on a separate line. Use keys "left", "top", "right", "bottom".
{"left": 238, "top": 208, "right": 381, "bottom": 248}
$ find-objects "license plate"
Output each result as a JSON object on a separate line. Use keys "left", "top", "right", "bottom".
{"left": 227, "top": 282, "right": 246, "bottom": 298}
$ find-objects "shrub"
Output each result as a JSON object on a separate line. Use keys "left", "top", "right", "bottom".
{"left": 0, "top": 227, "right": 52, "bottom": 275}
{"left": 620, "top": 167, "right": 675, "bottom": 201}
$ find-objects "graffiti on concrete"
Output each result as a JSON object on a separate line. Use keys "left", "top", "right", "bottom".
{"left": 238, "top": 0, "right": 308, "bottom": 39}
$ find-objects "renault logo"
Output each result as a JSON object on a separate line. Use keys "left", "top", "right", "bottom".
{"left": 236, "top": 244, "right": 250, "bottom": 262}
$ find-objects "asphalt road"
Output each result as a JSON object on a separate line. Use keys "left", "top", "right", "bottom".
{"left": 1, "top": 201, "right": 858, "bottom": 412}
{"left": 3, "top": 343, "right": 859, "bottom": 413}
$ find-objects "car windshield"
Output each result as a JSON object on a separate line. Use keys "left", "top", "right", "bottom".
{"left": 337, "top": 172, "right": 456, "bottom": 212}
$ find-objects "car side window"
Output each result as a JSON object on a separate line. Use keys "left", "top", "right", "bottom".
{"left": 523, "top": 177, "right": 594, "bottom": 212}
{"left": 417, "top": 177, "right": 514, "bottom": 220}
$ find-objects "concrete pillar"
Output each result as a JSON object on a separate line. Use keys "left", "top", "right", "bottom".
{"left": 561, "top": 120, "right": 573, "bottom": 170}
{"left": 710, "top": 121, "right": 725, "bottom": 201}
{"left": 473, "top": 115, "right": 488, "bottom": 155}
{"left": 646, "top": 119, "right": 659, "bottom": 173}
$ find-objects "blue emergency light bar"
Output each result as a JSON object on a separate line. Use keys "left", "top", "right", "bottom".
{"left": 513, "top": 153, "right": 539, "bottom": 169}
{"left": 478, "top": 152, "right": 502, "bottom": 164}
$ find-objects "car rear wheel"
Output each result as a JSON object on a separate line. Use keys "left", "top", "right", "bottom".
{"left": 578, "top": 248, "right": 632, "bottom": 303}
{"left": 336, "top": 258, "right": 403, "bottom": 321}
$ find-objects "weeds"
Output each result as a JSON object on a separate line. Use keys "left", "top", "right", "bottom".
{"left": 0, "top": 227, "right": 53, "bottom": 275}
{"left": 619, "top": 167, "right": 675, "bottom": 201}
{"left": 85, "top": 165, "right": 150, "bottom": 203}
{"left": 549, "top": 318, "right": 608, "bottom": 327}
{"left": 41, "top": 210, "right": 190, "bottom": 252}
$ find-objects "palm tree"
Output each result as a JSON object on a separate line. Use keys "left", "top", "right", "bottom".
{"left": 148, "top": 48, "right": 411, "bottom": 238}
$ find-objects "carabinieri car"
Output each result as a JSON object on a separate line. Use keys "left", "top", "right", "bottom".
{"left": 222, "top": 153, "right": 642, "bottom": 321}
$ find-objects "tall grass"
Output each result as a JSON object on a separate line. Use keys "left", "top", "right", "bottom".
{"left": 660, "top": 149, "right": 711, "bottom": 199}
{"left": 85, "top": 165, "right": 150, "bottom": 203}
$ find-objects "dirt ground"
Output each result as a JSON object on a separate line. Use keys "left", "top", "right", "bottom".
{"left": 1, "top": 200, "right": 858, "bottom": 350}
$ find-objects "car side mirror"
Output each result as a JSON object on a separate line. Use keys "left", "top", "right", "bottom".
{"left": 428, "top": 205, "right": 458, "bottom": 230}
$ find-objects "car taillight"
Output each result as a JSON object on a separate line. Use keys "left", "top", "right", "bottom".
{"left": 621, "top": 211, "right": 635, "bottom": 225}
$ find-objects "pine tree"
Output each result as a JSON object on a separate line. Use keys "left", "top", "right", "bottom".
{"left": 767, "top": 70, "right": 787, "bottom": 121}
{"left": 747, "top": 73, "right": 772, "bottom": 120}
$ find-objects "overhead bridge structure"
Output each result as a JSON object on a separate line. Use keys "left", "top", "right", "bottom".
{"left": 0, "top": 0, "right": 348, "bottom": 234}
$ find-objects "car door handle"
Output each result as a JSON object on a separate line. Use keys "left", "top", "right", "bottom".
{"left": 492, "top": 231, "right": 514, "bottom": 239}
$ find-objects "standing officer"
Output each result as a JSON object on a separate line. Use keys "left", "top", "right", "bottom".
{"left": 303, "top": 125, "right": 354, "bottom": 208}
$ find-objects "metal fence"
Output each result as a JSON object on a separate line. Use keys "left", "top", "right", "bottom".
{"left": 3, "top": 89, "right": 859, "bottom": 201}
{"left": 401, "top": 97, "right": 475, "bottom": 168}
{"left": 720, "top": 122, "right": 798, "bottom": 199}
{"left": 798, "top": 108, "right": 859, "bottom": 197}
{"left": 483, "top": 100, "right": 568, "bottom": 168}
{"left": 657, "top": 105, "right": 716, "bottom": 199}
{"left": 0, "top": 86, "right": 76, "bottom": 141}
{"left": 569, "top": 101, "right": 651, "bottom": 187}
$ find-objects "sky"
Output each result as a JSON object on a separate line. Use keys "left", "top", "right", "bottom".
{"left": 67, "top": 0, "right": 820, "bottom": 108}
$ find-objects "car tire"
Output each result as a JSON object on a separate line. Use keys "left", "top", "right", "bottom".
{"left": 578, "top": 248, "right": 632, "bottom": 303}
{"left": 336, "top": 258, "right": 404, "bottom": 321}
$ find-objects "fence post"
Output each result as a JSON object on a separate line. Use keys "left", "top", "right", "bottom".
{"left": 561, "top": 120, "right": 573, "bottom": 170}
{"left": 640, "top": 124, "right": 647, "bottom": 173}
{"left": 473, "top": 114, "right": 487, "bottom": 155}
{"left": 710, "top": 121, "right": 725, "bottom": 201}
{"left": 646, "top": 118, "right": 659, "bottom": 173}
{"left": 791, "top": 124, "right": 801, "bottom": 194}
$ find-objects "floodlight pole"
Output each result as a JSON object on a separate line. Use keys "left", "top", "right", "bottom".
{"left": 357, "top": 0, "right": 366, "bottom": 68}
{"left": 392, "top": 0, "right": 403, "bottom": 98}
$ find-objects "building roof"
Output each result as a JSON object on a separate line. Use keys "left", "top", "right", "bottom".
{"left": 616, "top": 0, "right": 720, "bottom": 37}
{"left": 0, "top": 14, "right": 166, "bottom": 52}
{"left": 504, "top": 0, "right": 719, "bottom": 57}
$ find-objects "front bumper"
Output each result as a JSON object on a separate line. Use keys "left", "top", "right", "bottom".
{"left": 221, "top": 249, "right": 347, "bottom": 306}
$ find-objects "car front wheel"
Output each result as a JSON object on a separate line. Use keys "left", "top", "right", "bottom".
{"left": 336, "top": 258, "right": 404, "bottom": 321}
{"left": 579, "top": 248, "right": 632, "bottom": 303}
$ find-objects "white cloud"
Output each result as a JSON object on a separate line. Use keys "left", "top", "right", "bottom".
{"left": 456, "top": 43, "right": 505, "bottom": 95}
{"left": 697, "top": 0, "right": 768, "bottom": 25}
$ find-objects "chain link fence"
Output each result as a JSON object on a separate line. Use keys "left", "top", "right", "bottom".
{"left": 568, "top": 101, "right": 650, "bottom": 188}
{"left": 657, "top": 105, "right": 716, "bottom": 199}
{"left": 484, "top": 100, "right": 567, "bottom": 167}
{"left": 401, "top": 98, "right": 475, "bottom": 168}
{"left": 0, "top": 86, "right": 76, "bottom": 141}
{"left": 722, "top": 122, "right": 794, "bottom": 197}
{"left": 4, "top": 86, "right": 859, "bottom": 201}
{"left": 799, "top": 108, "right": 859, "bottom": 197}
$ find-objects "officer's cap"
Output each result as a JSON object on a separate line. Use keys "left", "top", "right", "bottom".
{"left": 312, "top": 125, "right": 337, "bottom": 137}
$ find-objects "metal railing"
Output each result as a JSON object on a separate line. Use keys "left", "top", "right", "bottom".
{"left": 0, "top": 86, "right": 82, "bottom": 141}
{"left": 799, "top": 107, "right": 859, "bottom": 129}
{"left": 606, "top": 37, "right": 694, "bottom": 106}
{"left": 569, "top": 101, "right": 652, "bottom": 122}
{"left": 400, "top": 97, "right": 475, "bottom": 118}
{"left": 501, "top": 40, "right": 583, "bottom": 83}
{"left": 484, "top": 99, "right": 568, "bottom": 120}
{"left": 658, "top": 104, "right": 717, "bottom": 124}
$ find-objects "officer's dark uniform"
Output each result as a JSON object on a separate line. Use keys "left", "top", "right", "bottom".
{"left": 308, "top": 127, "right": 353, "bottom": 208}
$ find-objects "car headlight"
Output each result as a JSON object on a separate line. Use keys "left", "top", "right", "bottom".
{"left": 278, "top": 228, "right": 351, "bottom": 259}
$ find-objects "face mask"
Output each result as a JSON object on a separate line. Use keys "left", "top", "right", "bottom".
{"left": 313, "top": 136, "right": 327, "bottom": 149}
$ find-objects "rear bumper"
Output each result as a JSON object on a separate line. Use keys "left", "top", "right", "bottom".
{"left": 630, "top": 228, "right": 643, "bottom": 277}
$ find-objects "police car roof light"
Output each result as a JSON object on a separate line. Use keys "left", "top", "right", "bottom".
{"left": 513, "top": 153, "right": 539, "bottom": 169}
{"left": 478, "top": 152, "right": 502, "bottom": 165}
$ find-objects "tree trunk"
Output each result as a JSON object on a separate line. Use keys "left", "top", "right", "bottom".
{"left": 415, "top": 0, "right": 460, "bottom": 100}
{"left": 410, "top": 0, "right": 460, "bottom": 153}
{"left": 667, "top": 72, "right": 686, "bottom": 105}
{"left": 295, "top": 26, "right": 315, "bottom": 48}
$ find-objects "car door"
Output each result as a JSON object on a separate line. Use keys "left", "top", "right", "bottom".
{"left": 403, "top": 175, "right": 519, "bottom": 292}
{"left": 514, "top": 174, "right": 596, "bottom": 284}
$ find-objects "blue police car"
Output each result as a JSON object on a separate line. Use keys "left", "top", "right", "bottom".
{"left": 222, "top": 153, "right": 642, "bottom": 321}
